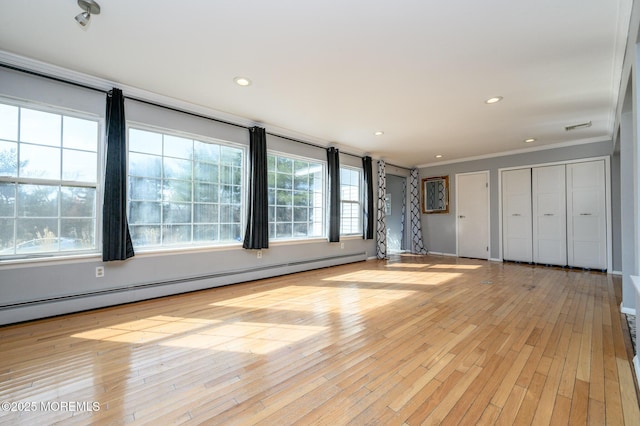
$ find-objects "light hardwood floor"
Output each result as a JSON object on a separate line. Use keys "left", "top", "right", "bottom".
{"left": 1, "top": 255, "right": 639, "bottom": 425}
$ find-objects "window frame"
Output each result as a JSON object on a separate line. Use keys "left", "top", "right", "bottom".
{"left": 126, "top": 122, "right": 247, "bottom": 252}
{"left": 267, "top": 150, "right": 326, "bottom": 242}
{"left": 339, "top": 165, "right": 363, "bottom": 236}
{"left": 0, "top": 97, "right": 103, "bottom": 261}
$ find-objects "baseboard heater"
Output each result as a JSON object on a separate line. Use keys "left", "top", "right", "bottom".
{"left": 0, "top": 252, "right": 366, "bottom": 311}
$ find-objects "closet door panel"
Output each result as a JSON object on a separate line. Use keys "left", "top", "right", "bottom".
{"left": 567, "top": 160, "right": 606, "bottom": 269}
{"left": 532, "top": 165, "right": 567, "bottom": 266}
{"left": 502, "top": 169, "right": 532, "bottom": 262}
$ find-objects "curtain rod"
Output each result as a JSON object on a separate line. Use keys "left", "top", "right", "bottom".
{"left": 1, "top": 62, "right": 412, "bottom": 170}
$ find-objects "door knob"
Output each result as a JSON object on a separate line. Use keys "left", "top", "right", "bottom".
{"left": 544, "top": 213, "right": 553, "bottom": 216}
{"left": 459, "top": 215, "right": 465, "bottom": 219}
{"left": 512, "top": 213, "right": 521, "bottom": 216}
{"left": 579, "top": 213, "right": 592, "bottom": 216}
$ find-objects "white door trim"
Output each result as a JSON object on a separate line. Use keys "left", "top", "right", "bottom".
{"left": 455, "top": 170, "right": 491, "bottom": 259}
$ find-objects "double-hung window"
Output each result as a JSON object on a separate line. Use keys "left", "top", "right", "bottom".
{"left": 267, "top": 153, "right": 324, "bottom": 240}
{"left": 127, "top": 127, "right": 244, "bottom": 249}
{"left": 339, "top": 166, "right": 362, "bottom": 235}
{"left": 0, "top": 101, "right": 99, "bottom": 258}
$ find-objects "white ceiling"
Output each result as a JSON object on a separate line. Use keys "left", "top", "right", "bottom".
{"left": 0, "top": 0, "right": 632, "bottom": 167}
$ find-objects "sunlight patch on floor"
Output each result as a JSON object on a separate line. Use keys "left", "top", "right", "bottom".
{"left": 323, "top": 270, "right": 463, "bottom": 285}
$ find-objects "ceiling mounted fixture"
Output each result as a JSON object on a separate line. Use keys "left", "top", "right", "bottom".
{"left": 434, "top": 154, "right": 443, "bottom": 158}
{"left": 75, "top": 0, "right": 101, "bottom": 27}
{"left": 565, "top": 121, "right": 592, "bottom": 131}
{"left": 234, "top": 77, "right": 252, "bottom": 87}
{"left": 484, "top": 96, "right": 503, "bottom": 104}
{"left": 374, "top": 131, "right": 384, "bottom": 136}
{"left": 524, "top": 138, "right": 536, "bottom": 143}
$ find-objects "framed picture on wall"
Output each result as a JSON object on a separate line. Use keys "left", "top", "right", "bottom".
{"left": 422, "top": 175, "right": 449, "bottom": 214}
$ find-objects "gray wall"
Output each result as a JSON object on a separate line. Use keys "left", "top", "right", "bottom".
{"left": 419, "top": 141, "right": 615, "bottom": 262}
{"left": 0, "top": 67, "right": 377, "bottom": 325}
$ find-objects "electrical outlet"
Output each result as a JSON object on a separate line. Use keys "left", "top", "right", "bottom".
{"left": 257, "top": 250, "right": 262, "bottom": 259}
{"left": 340, "top": 242, "right": 344, "bottom": 249}
{"left": 95, "top": 266, "right": 104, "bottom": 278}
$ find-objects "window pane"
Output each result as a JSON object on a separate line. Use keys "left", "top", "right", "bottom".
{"left": 293, "top": 207, "right": 308, "bottom": 222}
{"left": 219, "top": 223, "right": 240, "bottom": 241}
{"left": 164, "top": 157, "right": 192, "bottom": 180}
{"left": 0, "top": 141, "right": 18, "bottom": 177}
{"left": 194, "top": 162, "right": 218, "bottom": 182}
{"left": 194, "top": 141, "right": 219, "bottom": 163}
{"left": 277, "top": 157, "right": 292, "bottom": 173}
{"left": 20, "top": 108, "right": 60, "bottom": 147}
{"left": 0, "top": 183, "right": 15, "bottom": 216}
{"left": 63, "top": 116, "right": 98, "bottom": 151}
{"left": 129, "top": 152, "right": 161, "bottom": 178}
{"left": 221, "top": 146, "right": 242, "bottom": 166}
{"left": 162, "top": 225, "right": 191, "bottom": 245}
{"left": 62, "top": 149, "right": 97, "bottom": 182}
{"left": 15, "top": 218, "right": 58, "bottom": 252}
{"left": 276, "top": 173, "right": 292, "bottom": 189}
{"left": 129, "top": 201, "right": 161, "bottom": 224}
{"left": 60, "top": 218, "right": 94, "bottom": 249}
{"left": 194, "top": 224, "right": 218, "bottom": 242}
{"left": 194, "top": 182, "right": 218, "bottom": 203}
{"left": 269, "top": 155, "right": 323, "bottom": 240}
{"left": 17, "top": 184, "right": 58, "bottom": 217}
{"left": 0, "top": 103, "right": 99, "bottom": 257}
{"left": 130, "top": 225, "right": 160, "bottom": 246}
{"left": 0, "top": 218, "right": 14, "bottom": 253}
{"left": 129, "top": 127, "right": 243, "bottom": 249}
{"left": 61, "top": 187, "right": 96, "bottom": 218}
{"left": 19, "top": 144, "right": 60, "bottom": 179}
{"left": 164, "top": 135, "right": 192, "bottom": 159}
{"left": 163, "top": 203, "right": 191, "bottom": 224}
{"left": 0, "top": 104, "right": 18, "bottom": 141}
{"left": 194, "top": 203, "right": 218, "bottom": 223}
{"left": 276, "top": 223, "right": 292, "bottom": 238}
{"left": 293, "top": 191, "right": 308, "bottom": 206}
{"left": 293, "top": 223, "right": 308, "bottom": 237}
{"left": 339, "top": 167, "right": 362, "bottom": 235}
{"left": 129, "top": 177, "right": 161, "bottom": 201}
{"left": 129, "top": 128, "right": 162, "bottom": 155}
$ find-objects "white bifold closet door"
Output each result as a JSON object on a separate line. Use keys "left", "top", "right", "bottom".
{"left": 532, "top": 165, "right": 567, "bottom": 266}
{"left": 502, "top": 168, "right": 532, "bottom": 262}
{"left": 566, "top": 160, "right": 606, "bottom": 269}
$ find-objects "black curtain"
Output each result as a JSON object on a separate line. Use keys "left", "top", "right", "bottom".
{"left": 327, "top": 147, "right": 340, "bottom": 242}
{"left": 243, "top": 126, "right": 269, "bottom": 249}
{"left": 102, "top": 88, "right": 134, "bottom": 261}
{"left": 362, "top": 155, "right": 374, "bottom": 240}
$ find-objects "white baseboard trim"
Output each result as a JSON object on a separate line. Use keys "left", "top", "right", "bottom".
{"left": 635, "top": 356, "right": 640, "bottom": 389}
{"left": 427, "top": 251, "right": 457, "bottom": 257}
{"left": 489, "top": 258, "right": 502, "bottom": 262}
{"left": 611, "top": 270, "right": 623, "bottom": 276}
{"left": 621, "top": 302, "right": 637, "bottom": 316}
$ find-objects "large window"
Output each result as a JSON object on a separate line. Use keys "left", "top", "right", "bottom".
{"left": 268, "top": 153, "right": 324, "bottom": 239}
{"left": 127, "top": 127, "right": 243, "bottom": 249}
{"left": 0, "top": 102, "right": 99, "bottom": 258}
{"left": 340, "top": 167, "right": 362, "bottom": 235}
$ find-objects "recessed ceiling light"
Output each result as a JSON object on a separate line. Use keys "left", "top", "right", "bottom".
{"left": 485, "top": 96, "right": 503, "bottom": 104}
{"left": 374, "top": 131, "right": 384, "bottom": 136}
{"left": 234, "top": 77, "right": 252, "bottom": 87}
{"left": 435, "top": 154, "right": 443, "bottom": 159}
{"left": 524, "top": 138, "right": 536, "bottom": 143}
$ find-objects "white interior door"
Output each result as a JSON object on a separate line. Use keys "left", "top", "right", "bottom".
{"left": 566, "top": 160, "right": 607, "bottom": 269}
{"left": 502, "top": 168, "right": 532, "bottom": 262}
{"left": 457, "top": 171, "right": 489, "bottom": 259}
{"left": 532, "top": 165, "right": 567, "bottom": 266}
